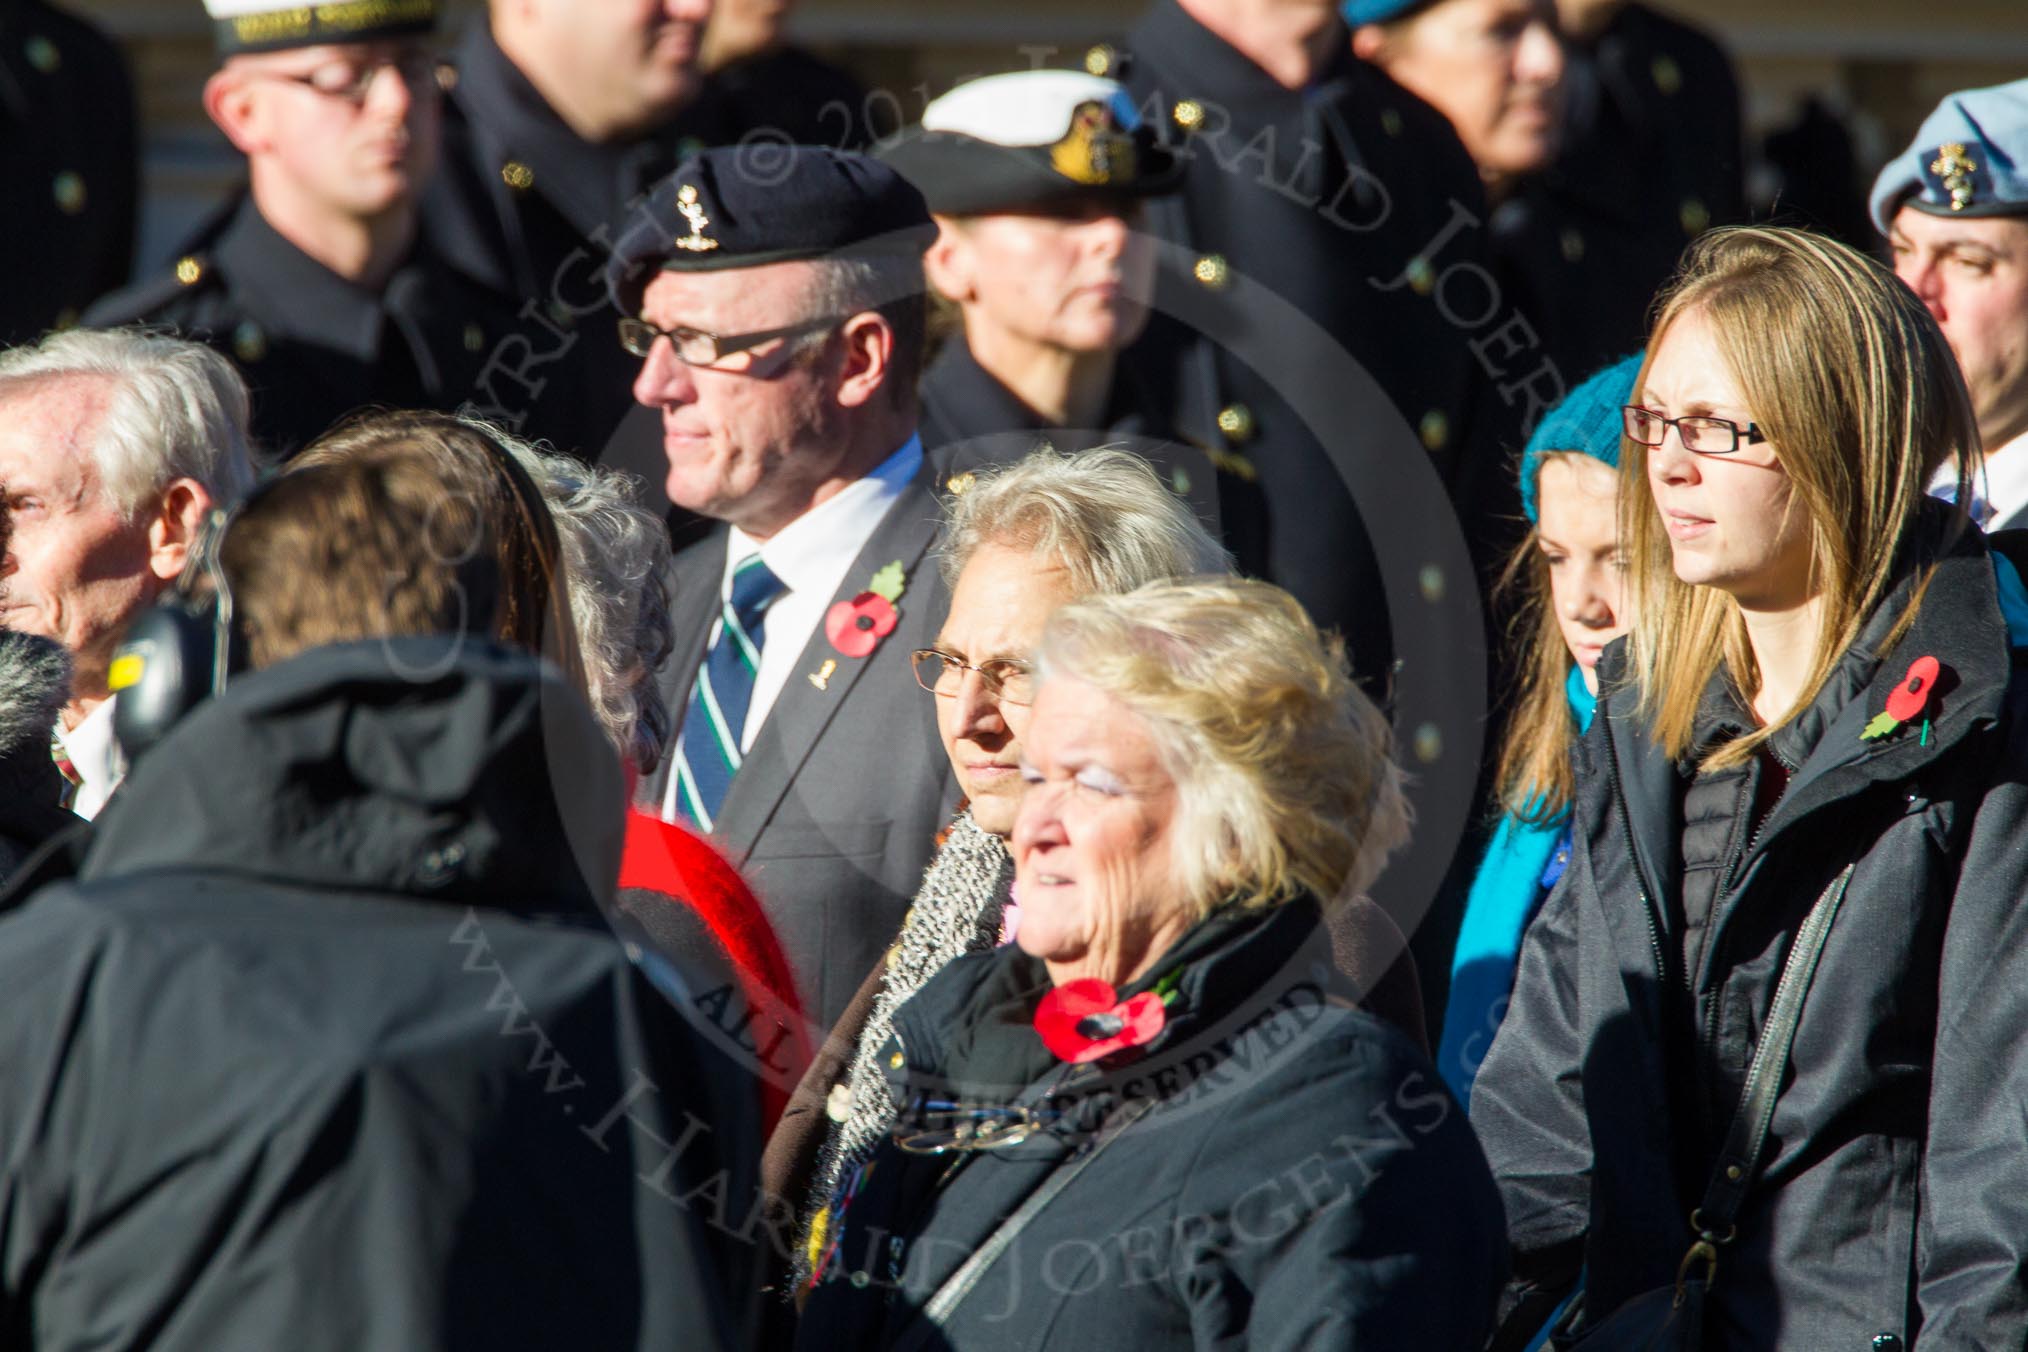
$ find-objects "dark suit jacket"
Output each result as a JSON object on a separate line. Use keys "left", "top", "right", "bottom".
{"left": 638, "top": 455, "right": 960, "bottom": 1030}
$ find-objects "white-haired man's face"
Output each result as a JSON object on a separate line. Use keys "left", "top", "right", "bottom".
{"left": 0, "top": 378, "right": 204, "bottom": 707}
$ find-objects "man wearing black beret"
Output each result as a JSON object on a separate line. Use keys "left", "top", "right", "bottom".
{"left": 612, "top": 145, "right": 957, "bottom": 1032}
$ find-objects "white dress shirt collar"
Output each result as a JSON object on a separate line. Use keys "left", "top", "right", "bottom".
{"left": 53, "top": 695, "right": 125, "bottom": 821}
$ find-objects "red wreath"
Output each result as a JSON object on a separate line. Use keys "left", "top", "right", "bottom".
{"left": 826, "top": 592, "right": 898, "bottom": 659}
{"left": 1034, "top": 978, "right": 1168, "bottom": 1064}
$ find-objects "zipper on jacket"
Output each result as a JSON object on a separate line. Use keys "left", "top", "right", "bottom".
{"left": 1602, "top": 719, "right": 1676, "bottom": 998}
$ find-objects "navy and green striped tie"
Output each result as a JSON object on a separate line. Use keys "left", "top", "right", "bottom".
{"left": 674, "top": 554, "right": 785, "bottom": 830}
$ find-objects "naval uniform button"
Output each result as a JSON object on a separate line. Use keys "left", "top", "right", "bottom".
{"left": 888, "top": 1049, "right": 905, "bottom": 1070}
{"left": 1172, "top": 98, "right": 1205, "bottom": 131}
{"left": 1216, "top": 403, "right": 1256, "bottom": 443}
{"left": 1379, "top": 107, "right": 1404, "bottom": 137}
{"left": 24, "top": 34, "right": 59, "bottom": 73}
{"left": 1191, "top": 253, "right": 1229, "bottom": 288}
{"left": 1651, "top": 54, "right": 1682, "bottom": 95}
{"left": 1084, "top": 43, "right": 1116, "bottom": 77}
{"left": 1680, "top": 197, "right": 1711, "bottom": 236}
{"left": 547, "top": 300, "right": 575, "bottom": 328}
{"left": 501, "top": 160, "right": 535, "bottom": 191}
{"left": 1413, "top": 723, "right": 1443, "bottom": 763}
{"left": 1559, "top": 227, "right": 1586, "bottom": 264}
{"left": 1419, "top": 408, "right": 1450, "bottom": 452}
{"left": 1404, "top": 256, "right": 1435, "bottom": 295}
{"left": 1871, "top": 1337, "right": 1903, "bottom": 1352}
{"left": 233, "top": 322, "right": 268, "bottom": 363}
{"left": 52, "top": 171, "right": 85, "bottom": 215}
{"left": 463, "top": 323, "right": 486, "bottom": 352}
{"left": 434, "top": 61, "right": 458, "bottom": 94}
{"left": 175, "top": 256, "right": 204, "bottom": 286}
{"left": 945, "top": 470, "right": 975, "bottom": 495}
{"left": 849, "top": 1270, "right": 872, "bottom": 1289}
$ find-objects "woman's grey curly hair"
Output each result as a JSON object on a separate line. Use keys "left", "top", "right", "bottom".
{"left": 494, "top": 430, "right": 676, "bottom": 773}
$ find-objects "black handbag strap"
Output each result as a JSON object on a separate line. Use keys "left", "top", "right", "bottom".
{"left": 1694, "top": 862, "right": 1857, "bottom": 1238}
{"left": 891, "top": 1095, "right": 1157, "bottom": 1352}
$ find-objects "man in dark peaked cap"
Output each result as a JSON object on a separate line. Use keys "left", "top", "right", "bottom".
{"left": 84, "top": 0, "right": 518, "bottom": 460}
{"left": 612, "top": 145, "right": 957, "bottom": 1032}
{"left": 1, "top": 0, "right": 138, "bottom": 347}
{"left": 878, "top": 69, "right": 1221, "bottom": 532}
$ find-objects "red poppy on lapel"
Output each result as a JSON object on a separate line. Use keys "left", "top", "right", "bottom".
{"left": 1035, "top": 978, "right": 1168, "bottom": 1064}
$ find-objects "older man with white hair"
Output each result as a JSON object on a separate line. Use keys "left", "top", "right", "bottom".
{"left": 0, "top": 329, "right": 257, "bottom": 816}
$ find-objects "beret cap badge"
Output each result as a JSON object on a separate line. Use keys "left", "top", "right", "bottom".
{"left": 1929, "top": 143, "right": 1980, "bottom": 211}
{"left": 673, "top": 184, "right": 720, "bottom": 254}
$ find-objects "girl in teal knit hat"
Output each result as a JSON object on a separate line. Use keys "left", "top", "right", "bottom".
{"left": 1438, "top": 352, "right": 1641, "bottom": 1105}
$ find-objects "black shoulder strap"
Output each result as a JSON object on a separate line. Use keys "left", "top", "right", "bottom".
{"left": 1696, "top": 862, "right": 1856, "bottom": 1235}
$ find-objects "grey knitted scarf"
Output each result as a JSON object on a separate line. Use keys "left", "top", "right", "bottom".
{"left": 794, "top": 809, "right": 1013, "bottom": 1284}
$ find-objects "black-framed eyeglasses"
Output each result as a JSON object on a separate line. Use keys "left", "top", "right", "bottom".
{"left": 248, "top": 50, "right": 441, "bottom": 104}
{"left": 910, "top": 648, "right": 1035, "bottom": 706}
{"left": 1622, "top": 405, "right": 1768, "bottom": 456}
{"left": 616, "top": 314, "right": 843, "bottom": 366}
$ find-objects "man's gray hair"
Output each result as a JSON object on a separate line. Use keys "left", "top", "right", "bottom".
{"left": 800, "top": 253, "right": 928, "bottom": 406}
{"left": 938, "top": 446, "right": 1231, "bottom": 595}
{"left": 488, "top": 423, "right": 676, "bottom": 773}
{"left": 0, "top": 329, "right": 258, "bottom": 515}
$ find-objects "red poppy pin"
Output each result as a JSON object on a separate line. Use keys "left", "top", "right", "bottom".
{"left": 1863, "top": 654, "right": 1941, "bottom": 745}
{"left": 1034, "top": 978, "right": 1169, "bottom": 1064}
{"left": 824, "top": 560, "right": 906, "bottom": 661}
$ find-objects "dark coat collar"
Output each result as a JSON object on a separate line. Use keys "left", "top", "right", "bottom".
{"left": 450, "top": 19, "right": 681, "bottom": 243}
{"left": 216, "top": 202, "right": 388, "bottom": 362}
{"left": 918, "top": 340, "right": 1168, "bottom": 452}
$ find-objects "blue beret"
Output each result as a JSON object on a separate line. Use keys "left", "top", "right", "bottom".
{"left": 607, "top": 146, "right": 935, "bottom": 316}
{"left": 1520, "top": 352, "right": 1642, "bottom": 523}
{"left": 1341, "top": 0, "right": 1427, "bottom": 24}
{"left": 1869, "top": 78, "right": 2028, "bottom": 236}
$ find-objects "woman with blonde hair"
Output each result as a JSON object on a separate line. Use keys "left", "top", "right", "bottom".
{"left": 1474, "top": 225, "right": 2028, "bottom": 1347}
{"left": 1437, "top": 352, "right": 1639, "bottom": 1106}
{"left": 800, "top": 577, "right": 1505, "bottom": 1349}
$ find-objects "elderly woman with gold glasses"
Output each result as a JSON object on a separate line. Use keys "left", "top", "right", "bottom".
{"left": 796, "top": 578, "right": 1506, "bottom": 1349}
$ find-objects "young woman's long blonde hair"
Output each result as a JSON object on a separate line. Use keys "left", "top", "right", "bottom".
{"left": 1621, "top": 226, "right": 1979, "bottom": 768}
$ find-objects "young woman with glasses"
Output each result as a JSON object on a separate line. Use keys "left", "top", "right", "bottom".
{"left": 1473, "top": 225, "right": 2028, "bottom": 1348}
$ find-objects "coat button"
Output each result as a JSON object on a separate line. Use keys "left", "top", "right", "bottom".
{"left": 888, "top": 1050, "right": 904, "bottom": 1070}
{"left": 1172, "top": 98, "right": 1205, "bottom": 131}
{"left": 945, "top": 471, "right": 975, "bottom": 495}
{"left": 176, "top": 256, "right": 204, "bottom": 286}
{"left": 1192, "top": 253, "right": 1229, "bottom": 288}
{"left": 1680, "top": 197, "right": 1711, "bottom": 236}
{"left": 1872, "top": 1336, "right": 1903, "bottom": 1352}
{"left": 849, "top": 1270, "right": 872, "bottom": 1289}
{"left": 1084, "top": 43, "right": 1115, "bottom": 76}
{"left": 1560, "top": 227, "right": 1586, "bottom": 263}
{"left": 25, "top": 35, "right": 59, "bottom": 72}
{"left": 463, "top": 323, "right": 486, "bottom": 352}
{"left": 1379, "top": 107, "right": 1403, "bottom": 137}
{"left": 501, "top": 160, "right": 535, "bottom": 191}
{"left": 1419, "top": 409, "right": 1450, "bottom": 451}
{"left": 1651, "top": 55, "right": 1682, "bottom": 95}
{"left": 434, "top": 61, "right": 458, "bottom": 94}
{"left": 53, "top": 171, "right": 86, "bottom": 215}
{"left": 1403, "top": 256, "right": 1435, "bottom": 295}
{"left": 233, "top": 322, "right": 268, "bottom": 363}
{"left": 1216, "top": 403, "right": 1256, "bottom": 443}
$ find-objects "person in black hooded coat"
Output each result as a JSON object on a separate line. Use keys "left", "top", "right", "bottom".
{"left": 1473, "top": 227, "right": 2028, "bottom": 1348}
{"left": 0, "top": 452, "right": 765, "bottom": 1351}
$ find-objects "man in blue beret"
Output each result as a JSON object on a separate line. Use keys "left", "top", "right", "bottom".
{"left": 1874, "top": 79, "right": 2028, "bottom": 530}
{"left": 610, "top": 146, "right": 956, "bottom": 1032}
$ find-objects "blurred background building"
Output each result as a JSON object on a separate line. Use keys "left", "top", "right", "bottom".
{"left": 56, "top": 0, "right": 2028, "bottom": 273}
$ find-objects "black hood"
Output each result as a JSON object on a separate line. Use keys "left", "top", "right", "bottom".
{"left": 82, "top": 637, "right": 624, "bottom": 917}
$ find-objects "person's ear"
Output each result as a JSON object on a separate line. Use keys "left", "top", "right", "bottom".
{"left": 923, "top": 218, "right": 978, "bottom": 304}
{"left": 832, "top": 311, "right": 897, "bottom": 411}
{"left": 146, "top": 479, "right": 215, "bottom": 584}
{"left": 1350, "top": 24, "right": 1390, "bottom": 63}
{"left": 204, "top": 67, "right": 270, "bottom": 156}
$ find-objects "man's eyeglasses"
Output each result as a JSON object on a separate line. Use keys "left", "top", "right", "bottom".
{"left": 249, "top": 50, "right": 441, "bottom": 104}
{"left": 616, "top": 314, "right": 842, "bottom": 367}
{"left": 910, "top": 649, "right": 1035, "bottom": 706}
{"left": 1622, "top": 405, "right": 1768, "bottom": 456}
